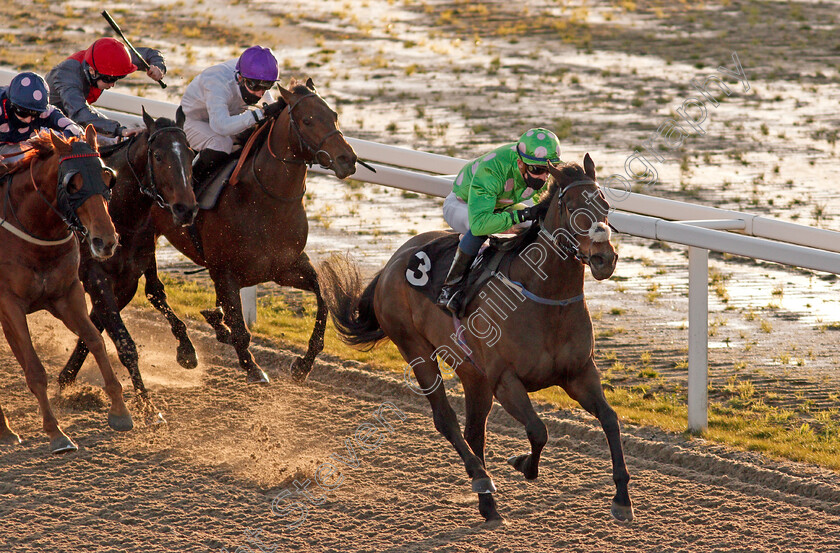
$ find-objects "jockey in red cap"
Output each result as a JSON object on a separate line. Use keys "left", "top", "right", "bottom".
{"left": 45, "top": 37, "right": 167, "bottom": 139}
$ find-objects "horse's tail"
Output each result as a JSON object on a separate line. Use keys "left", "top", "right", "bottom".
{"left": 319, "top": 255, "right": 387, "bottom": 350}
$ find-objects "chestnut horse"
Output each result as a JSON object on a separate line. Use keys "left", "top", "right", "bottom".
{"left": 320, "top": 155, "right": 633, "bottom": 523}
{"left": 150, "top": 79, "right": 358, "bottom": 384}
{"left": 0, "top": 127, "right": 133, "bottom": 454}
{"left": 56, "top": 109, "right": 197, "bottom": 419}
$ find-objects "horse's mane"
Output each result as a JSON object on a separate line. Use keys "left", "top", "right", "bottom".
{"left": 0, "top": 130, "right": 71, "bottom": 177}
{"left": 495, "top": 162, "right": 588, "bottom": 255}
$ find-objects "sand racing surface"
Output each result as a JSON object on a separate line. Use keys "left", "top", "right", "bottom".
{"left": 2, "top": 0, "right": 840, "bottom": 551}
{"left": 1, "top": 308, "right": 840, "bottom": 552}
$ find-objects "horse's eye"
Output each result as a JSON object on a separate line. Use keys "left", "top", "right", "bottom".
{"left": 303, "top": 117, "right": 313, "bottom": 127}
{"left": 153, "top": 153, "right": 163, "bottom": 162}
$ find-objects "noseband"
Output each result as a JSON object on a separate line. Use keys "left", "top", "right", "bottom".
{"left": 124, "top": 126, "right": 189, "bottom": 209}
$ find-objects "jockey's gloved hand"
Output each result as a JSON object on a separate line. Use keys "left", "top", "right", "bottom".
{"left": 513, "top": 207, "right": 540, "bottom": 224}
{"left": 261, "top": 99, "right": 288, "bottom": 120}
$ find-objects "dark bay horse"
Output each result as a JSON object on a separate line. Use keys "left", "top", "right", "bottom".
{"left": 56, "top": 109, "right": 197, "bottom": 419}
{"left": 150, "top": 79, "right": 358, "bottom": 384}
{"left": 0, "top": 126, "right": 133, "bottom": 453}
{"left": 320, "top": 155, "right": 633, "bottom": 523}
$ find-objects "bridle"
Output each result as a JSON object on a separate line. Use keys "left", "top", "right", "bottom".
{"left": 544, "top": 179, "right": 609, "bottom": 265}
{"left": 266, "top": 91, "right": 343, "bottom": 171}
{"left": 123, "top": 126, "right": 189, "bottom": 209}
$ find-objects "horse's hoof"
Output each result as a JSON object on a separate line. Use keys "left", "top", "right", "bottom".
{"left": 107, "top": 412, "right": 134, "bottom": 432}
{"left": 246, "top": 368, "right": 270, "bottom": 385}
{"left": 50, "top": 434, "right": 78, "bottom": 454}
{"left": 478, "top": 492, "right": 502, "bottom": 523}
{"left": 0, "top": 431, "right": 22, "bottom": 445}
{"left": 507, "top": 453, "right": 538, "bottom": 480}
{"left": 471, "top": 477, "right": 497, "bottom": 494}
{"left": 176, "top": 343, "right": 198, "bottom": 369}
{"left": 290, "top": 358, "right": 310, "bottom": 383}
{"left": 611, "top": 501, "right": 635, "bottom": 523}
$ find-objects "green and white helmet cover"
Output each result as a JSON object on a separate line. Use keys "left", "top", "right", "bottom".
{"left": 516, "top": 128, "right": 561, "bottom": 166}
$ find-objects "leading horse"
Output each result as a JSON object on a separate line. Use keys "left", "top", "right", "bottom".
{"left": 320, "top": 154, "right": 633, "bottom": 523}
{"left": 56, "top": 109, "right": 197, "bottom": 419}
{"left": 150, "top": 79, "right": 358, "bottom": 384}
{"left": 0, "top": 126, "right": 133, "bottom": 453}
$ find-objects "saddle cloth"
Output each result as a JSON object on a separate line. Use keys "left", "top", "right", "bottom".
{"left": 195, "top": 159, "right": 237, "bottom": 211}
{"left": 404, "top": 232, "right": 515, "bottom": 317}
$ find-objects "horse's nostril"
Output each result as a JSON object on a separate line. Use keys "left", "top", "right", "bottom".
{"left": 92, "top": 237, "right": 104, "bottom": 250}
{"left": 173, "top": 203, "right": 187, "bottom": 215}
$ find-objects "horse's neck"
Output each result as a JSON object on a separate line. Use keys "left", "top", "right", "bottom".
{"left": 508, "top": 229, "right": 585, "bottom": 300}
{"left": 9, "top": 157, "right": 67, "bottom": 239}
{"left": 250, "top": 115, "right": 307, "bottom": 198}
{"left": 107, "top": 145, "right": 153, "bottom": 232}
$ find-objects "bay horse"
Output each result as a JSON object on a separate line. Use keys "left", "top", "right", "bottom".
{"left": 150, "top": 79, "right": 358, "bottom": 384}
{"left": 56, "top": 109, "right": 197, "bottom": 419}
{"left": 0, "top": 126, "right": 133, "bottom": 454}
{"left": 320, "top": 155, "right": 634, "bottom": 523}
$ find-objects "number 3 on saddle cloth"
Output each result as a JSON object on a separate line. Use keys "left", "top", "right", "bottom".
{"left": 404, "top": 232, "right": 515, "bottom": 317}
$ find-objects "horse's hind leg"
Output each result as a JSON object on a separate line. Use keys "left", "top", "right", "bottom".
{"left": 0, "top": 403, "right": 22, "bottom": 445}
{"left": 51, "top": 282, "right": 133, "bottom": 433}
{"left": 211, "top": 271, "right": 269, "bottom": 384}
{"left": 57, "top": 313, "right": 103, "bottom": 389}
{"left": 0, "top": 303, "right": 76, "bottom": 453}
{"left": 494, "top": 371, "right": 547, "bottom": 481}
{"left": 563, "top": 359, "right": 633, "bottom": 522}
{"left": 144, "top": 263, "right": 198, "bottom": 368}
{"left": 275, "top": 252, "right": 327, "bottom": 382}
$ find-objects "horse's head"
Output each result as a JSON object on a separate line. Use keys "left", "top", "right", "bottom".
{"left": 139, "top": 107, "right": 197, "bottom": 226}
{"left": 543, "top": 154, "right": 617, "bottom": 280}
{"left": 275, "top": 78, "right": 358, "bottom": 179}
{"left": 51, "top": 126, "right": 119, "bottom": 260}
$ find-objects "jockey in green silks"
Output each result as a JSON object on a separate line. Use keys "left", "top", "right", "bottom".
{"left": 437, "top": 127, "right": 561, "bottom": 314}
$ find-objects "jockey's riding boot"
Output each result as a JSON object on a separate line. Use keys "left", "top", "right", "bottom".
{"left": 192, "top": 148, "right": 227, "bottom": 190}
{"left": 436, "top": 248, "right": 477, "bottom": 314}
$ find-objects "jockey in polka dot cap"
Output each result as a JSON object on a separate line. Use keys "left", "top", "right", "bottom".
{"left": 437, "top": 127, "right": 561, "bottom": 314}
{"left": 0, "top": 71, "right": 81, "bottom": 164}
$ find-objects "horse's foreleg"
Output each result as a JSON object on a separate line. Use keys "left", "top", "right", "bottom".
{"left": 0, "top": 302, "right": 75, "bottom": 453}
{"left": 395, "top": 338, "right": 499, "bottom": 520}
{"left": 212, "top": 272, "right": 268, "bottom": 384}
{"left": 494, "top": 371, "right": 547, "bottom": 481}
{"left": 144, "top": 263, "right": 198, "bottom": 368}
{"left": 564, "top": 359, "right": 633, "bottom": 522}
{"left": 51, "top": 282, "right": 133, "bottom": 433}
{"left": 459, "top": 367, "right": 493, "bottom": 468}
{"left": 275, "top": 252, "right": 326, "bottom": 382}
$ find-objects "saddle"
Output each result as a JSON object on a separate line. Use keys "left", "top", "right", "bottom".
{"left": 404, "top": 232, "right": 520, "bottom": 317}
{"left": 194, "top": 117, "right": 271, "bottom": 211}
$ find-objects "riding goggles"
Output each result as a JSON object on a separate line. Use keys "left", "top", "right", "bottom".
{"left": 97, "top": 73, "right": 125, "bottom": 84}
{"left": 242, "top": 77, "right": 275, "bottom": 92}
{"left": 10, "top": 103, "right": 42, "bottom": 119}
{"left": 524, "top": 163, "right": 549, "bottom": 176}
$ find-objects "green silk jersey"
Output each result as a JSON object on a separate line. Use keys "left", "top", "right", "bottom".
{"left": 452, "top": 143, "right": 542, "bottom": 236}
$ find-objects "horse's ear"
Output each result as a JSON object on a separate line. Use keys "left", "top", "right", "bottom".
{"left": 142, "top": 106, "right": 156, "bottom": 133}
{"left": 583, "top": 153, "right": 596, "bottom": 180}
{"left": 546, "top": 159, "right": 563, "bottom": 180}
{"left": 305, "top": 77, "right": 316, "bottom": 91}
{"left": 276, "top": 84, "right": 294, "bottom": 104}
{"left": 50, "top": 129, "right": 70, "bottom": 156}
{"left": 175, "top": 106, "right": 185, "bottom": 128}
{"left": 83, "top": 124, "right": 98, "bottom": 152}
